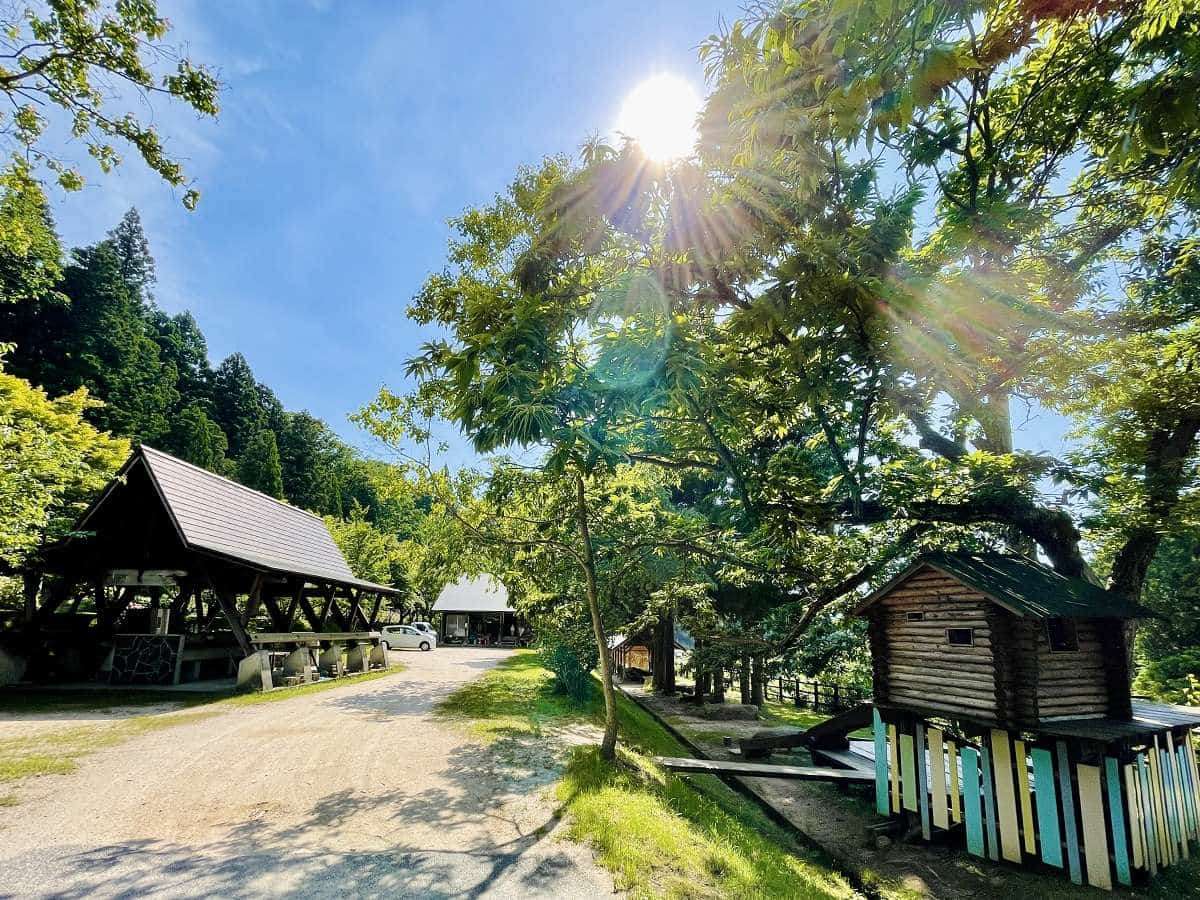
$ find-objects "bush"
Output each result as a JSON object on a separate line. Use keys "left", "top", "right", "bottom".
{"left": 538, "top": 642, "right": 594, "bottom": 703}
{"left": 1133, "top": 649, "right": 1200, "bottom": 704}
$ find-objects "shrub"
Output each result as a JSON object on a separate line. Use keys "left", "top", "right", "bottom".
{"left": 1133, "top": 649, "right": 1200, "bottom": 704}
{"left": 539, "top": 642, "right": 594, "bottom": 704}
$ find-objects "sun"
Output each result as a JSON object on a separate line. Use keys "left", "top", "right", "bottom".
{"left": 616, "top": 74, "right": 701, "bottom": 163}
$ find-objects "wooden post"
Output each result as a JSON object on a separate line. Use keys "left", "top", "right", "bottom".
{"left": 213, "top": 589, "right": 253, "bottom": 657}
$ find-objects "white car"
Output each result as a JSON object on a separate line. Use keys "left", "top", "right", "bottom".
{"left": 411, "top": 621, "right": 436, "bottom": 638}
{"left": 382, "top": 625, "right": 436, "bottom": 651}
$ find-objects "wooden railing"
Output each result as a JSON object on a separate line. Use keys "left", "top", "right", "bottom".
{"left": 713, "top": 670, "right": 869, "bottom": 713}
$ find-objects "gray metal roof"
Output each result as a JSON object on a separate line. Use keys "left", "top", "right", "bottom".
{"left": 87, "top": 446, "right": 397, "bottom": 594}
{"left": 432, "top": 575, "right": 512, "bottom": 613}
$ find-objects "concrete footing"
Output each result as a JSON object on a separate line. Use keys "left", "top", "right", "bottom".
{"left": 236, "top": 650, "right": 273, "bottom": 692}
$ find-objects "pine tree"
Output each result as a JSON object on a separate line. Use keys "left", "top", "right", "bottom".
{"left": 238, "top": 430, "right": 284, "bottom": 498}
{"left": 211, "top": 353, "right": 266, "bottom": 458}
{"left": 107, "top": 208, "right": 154, "bottom": 301}
{"left": 165, "top": 402, "right": 230, "bottom": 474}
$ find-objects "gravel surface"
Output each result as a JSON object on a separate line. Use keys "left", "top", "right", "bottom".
{"left": 0, "top": 648, "right": 618, "bottom": 899}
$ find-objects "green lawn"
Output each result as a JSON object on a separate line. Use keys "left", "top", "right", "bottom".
{"left": 438, "top": 651, "right": 860, "bottom": 900}
{"left": 0, "top": 666, "right": 403, "bottom": 787}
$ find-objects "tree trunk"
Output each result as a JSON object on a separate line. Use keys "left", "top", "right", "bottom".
{"left": 739, "top": 655, "right": 751, "bottom": 704}
{"left": 575, "top": 475, "right": 618, "bottom": 760}
{"left": 654, "top": 612, "right": 676, "bottom": 695}
{"left": 712, "top": 666, "right": 726, "bottom": 703}
{"left": 750, "top": 654, "right": 765, "bottom": 706}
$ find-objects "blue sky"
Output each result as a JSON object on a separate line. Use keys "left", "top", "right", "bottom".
{"left": 49, "top": 0, "right": 1071, "bottom": 466}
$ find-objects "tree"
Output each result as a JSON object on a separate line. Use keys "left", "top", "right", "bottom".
{"left": 0, "top": 162, "right": 62, "bottom": 306}
{"left": 164, "top": 401, "right": 229, "bottom": 474}
{"left": 0, "top": 0, "right": 219, "bottom": 208}
{"left": 146, "top": 309, "right": 211, "bottom": 407}
{"left": 211, "top": 353, "right": 266, "bottom": 459}
{"left": 238, "top": 429, "right": 283, "bottom": 499}
{"left": 278, "top": 412, "right": 344, "bottom": 513}
{"left": 690, "top": 0, "right": 1200, "bottom": 603}
{"left": 108, "top": 208, "right": 154, "bottom": 301}
{"left": 326, "top": 506, "right": 407, "bottom": 592}
{"left": 0, "top": 354, "right": 128, "bottom": 570}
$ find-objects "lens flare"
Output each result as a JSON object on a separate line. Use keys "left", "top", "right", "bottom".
{"left": 616, "top": 74, "right": 701, "bottom": 162}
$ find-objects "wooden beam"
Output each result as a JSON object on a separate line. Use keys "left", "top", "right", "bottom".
{"left": 241, "top": 575, "right": 264, "bottom": 627}
{"left": 654, "top": 756, "right": 871, "bottom": 783}
{"left": 213, "top": 589, "right": 253, "bottom": 657}
{"left": 367, "top": 593, "right": 383, "bottom": 628}
{"left": 284, "top": 581, "right": 302, "bottom": 631}
{"left": 296, "top": 588, "right": 323, "bottom": 631}
{"left": 261, "top": 591, "right": 289, "bottom": 632}
{"left": 345, "top": 588, "right": 364, "bottom": 630}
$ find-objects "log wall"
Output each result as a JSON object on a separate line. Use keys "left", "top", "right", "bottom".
{"left": 1037, "top": 619, "right": 1110, "bottom": 720}
{"left": 875, "top": 569, "right": 1000, "bottom": 723}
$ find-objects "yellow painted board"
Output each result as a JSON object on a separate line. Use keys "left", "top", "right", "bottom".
{"left": 900, "top": 732, "right": 918, "bottom": 812}
{"left": 1126, "top": 764, "right": 1144, "bottom": 870}
{"left": 947, "top": 739, "right": 962, "bottom": 823}
{"left": 929, "top": 727, "right": 948, "bottom": 830}
{"left": 1014, "top": 739, "right": 1036, "bottom": 856}
{"left": 991, "top": 729, "right": 1022, "bottom": 863}
{"left": 1149, "top": 739, "right": 1171, "bottom": 865}
{"left": 888, "top": 724, "right": 900, "bottom": 814}
{"left": 1077, "top": 764, "right": 1112, "bottom": 890}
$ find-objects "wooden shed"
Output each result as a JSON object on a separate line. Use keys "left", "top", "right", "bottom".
{"left": 855, "top": 552, "right": 1153, "bottom": 731}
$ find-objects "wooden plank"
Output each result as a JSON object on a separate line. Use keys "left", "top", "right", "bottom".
{"left": 1178, "top": 745, "right": 1197, "bottom": 842}
{"left": 1057, "top": 741, "right": 1083, "bottom": 885}
{"left": 900, "top": 732, "right": 918, "bottom": 811}
{"left": 1186, "top": 732, "right": 1200, "bottom": 839}
{"left": 1139, "top": 753, "right": 1160, "bottom": 875}
{"left": 1149, "top": 737, "right": 1172, "bottom": 865}
{"left": 889, "top": 724, "right": 901, "bottom": 813}
{"left": 929, "top": 727, "right": 948, "bottom": 830}
{"left": 653, "top": 757, "right": 873, "bottom": 782}
{"left": 1106, "top": 758, "right": 1132, "bottom": 887}
{"left": 1014, "top": 739, "right": 1036, "bottom": 855}
{"left": 1167, "top": 732, "right": 1192, "bottom": 852}
{"left": 962, "top": 746, "right": 985, "bottom": 857}
{"left": 947, "top": 739, "right": 962, "bottom": 823}
{"left": 1077, "top": 764, "right": 1112, "bottom": 890}
{"left": 1032, "top": 747, "right": 1064, "bottom": 868}
{"left": 916, "top": 723, "right": 931, "bottom": 840}
{"left": 1160, "top": 745, "right": 1181, "bottom": 860}
{"left": 1126, "top": 763, "right": 1144, "bottom": 872}
{"left": 873, "top": 708, "right": 889, "bottom": 816}
{"left": 981, "top": 742, "right": 1000, "bottom": 861}
{"left": 990, "top": 729, "right": 1021, "bottom": 863}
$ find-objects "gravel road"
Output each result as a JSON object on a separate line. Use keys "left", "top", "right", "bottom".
{"left": 0, "top": 647, "right": 617, "bottom": 899}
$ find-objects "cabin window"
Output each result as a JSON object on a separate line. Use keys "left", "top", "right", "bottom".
{"left": 946, "top": 627, "right": 974, "bottom": 647}
{"left": 1047, "top": 617, "right": 1079, "bottom": 652}
{"left": 906, "top": 612, "right": 924, "bottom": 622}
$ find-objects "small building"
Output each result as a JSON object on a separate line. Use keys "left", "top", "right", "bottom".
{"left": 432, "top": 575, "right": 529, "bottom": 646}
{"left": 854, "top": 551, "right": 1200, "bottom": 890}
{"left": 855, "top": 551, "right": 1151, "bottom": 730}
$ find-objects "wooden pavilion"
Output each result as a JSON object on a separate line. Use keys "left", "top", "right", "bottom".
{"left": 6, "top": 445, "right": 400, "bottom": 686}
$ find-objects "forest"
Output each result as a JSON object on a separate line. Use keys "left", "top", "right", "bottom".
{"left": 0, "top": 0, "right": 1197, "bottom": 768}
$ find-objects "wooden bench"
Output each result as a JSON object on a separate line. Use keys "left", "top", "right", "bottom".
{"left": 655, "top": 756, "right": 873, "bottom": 783}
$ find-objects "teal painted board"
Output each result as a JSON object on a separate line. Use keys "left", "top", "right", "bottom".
{"left": 981, "top": 743, "right": 1000, "bottom": 861}
{"left": 1178, "top": 745, "right": 1197, "bottom": 840}
{"left": 1163, "top": 748, "right": 1181, "bottom": 853}
{"left": 962, "top": 747, "right": 985, "bottom": 857}
{"left": 1057, "top": 740, "right": 1083, "bottom": 885}
{"left": 1139, "top": 753, "right": 1159, "bottom": 875}
{"left": 1106, "top": 757, "right": 1132, "bottom": 887}
{"left": 873, "top": 709, "right": 889, "bottom": 815}
{"left": 1033, "top": 748, "right": 1064, "bottom": 868}
{"left": 915, "top": 723, "right": 931, "bottom": 840}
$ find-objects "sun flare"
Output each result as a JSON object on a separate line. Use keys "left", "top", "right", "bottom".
{"left": 616, "top": 74, "right": 701, "bottom": 163}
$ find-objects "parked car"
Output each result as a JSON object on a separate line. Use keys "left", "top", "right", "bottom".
{"left": 382, "top": 625, "right": 435, "bottom": 651}
{"left": 411, "top": 621, "right": 436, "bottom": 638}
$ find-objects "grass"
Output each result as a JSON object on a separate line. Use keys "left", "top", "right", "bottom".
{"left": 759, "top": 702, "right": 875, "bottom": 740}
{"left": 0, "top": 665, "right": 403, "bottom": 786}
{"left": 438, "top": 651, "right": 859, "bottom": 899}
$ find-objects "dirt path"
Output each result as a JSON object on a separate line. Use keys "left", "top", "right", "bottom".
{"left": 0, "top": 648, "right": 618, "bottom": 899}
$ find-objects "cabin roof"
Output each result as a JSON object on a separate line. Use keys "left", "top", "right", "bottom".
{"left": 855, "top": 551, "right": 1154, "bottom": 620}
{"left": 432, "top": 575, "right": 513, "bottom": 613}
{"left": 76, "top": 445, "right": 399, "bottom": 595}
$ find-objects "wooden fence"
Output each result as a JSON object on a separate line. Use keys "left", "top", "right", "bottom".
{"left": 874, "top": 710, "right": 1200, "bottom": 891}
{"left": 713, "top": 671, "right": 869, "bottom": 713}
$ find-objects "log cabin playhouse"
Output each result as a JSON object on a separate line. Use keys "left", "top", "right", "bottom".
{"left": 855, "top": 551, "right": 1200, "bottom": 890}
